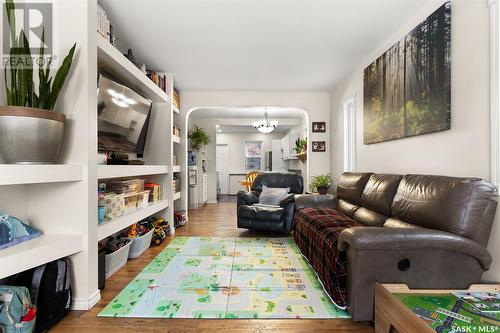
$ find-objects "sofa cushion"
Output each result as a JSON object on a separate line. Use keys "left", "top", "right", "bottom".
{"left": 251, "top": 172, "right": 304, "bottom": 194}
{"left": 337, "top": 199, "right": 359, "bottom": 217}
{"left": 392, "top": 174, "right": 496, "bottom": 243}
{"left": 238, "top": 204, "right": 285, "bottom": 222}
{"left": 361, "top": 174, "right": 402, "bottom": 216}
{"left": 337, "top": 172, "right": 372, "bottom": 206}
{"left": 258, "top": 185, "right": 290, "bottom": 205}
{"left": 353, "top": 207, "right": 387, "bottom": 227}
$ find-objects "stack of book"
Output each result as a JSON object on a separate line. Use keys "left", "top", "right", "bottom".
{"left": 146, "top": 70, "right": 167, "bottom": 93}
{"left": 97, "top": 3, "right": 114, "bottom": 45}
{"left": 173, "top": 88, "right": 181, "bottom": 110}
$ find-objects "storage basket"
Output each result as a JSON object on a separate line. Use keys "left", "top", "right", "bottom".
{"left": 128, "top": 228, "right": 154, "bottom": 259}
{"left": 107, "top": 178, "right": 145, "bottom": 194}
{"left": 136, "top": 190, "right": 150, "bottom": 209}
{"left": 105, "top": 238, "right": 132, "bottom": 279}
{"left": 103, "top": 193, "right": 125, "bottom": 220}
{"left": 123, "top": 192, "right": 139, "bottom": 213}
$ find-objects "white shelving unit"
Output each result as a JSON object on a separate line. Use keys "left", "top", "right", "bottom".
{"left": 173, "top": 105, "right": 180, "bottom": 114}
{"left": 97, "top": 200, "right": 169, "bottom": 241}
{"left": 0, "top": 1, "right": 184, "bottom": 311}
{"left": 172, "top": 165, "right": 181, "bottom": 173}
{"left": 97, "top": 165, "right": 168, "bottom": 179}
{"left": 97, "top": 33, "right": 169, "bottom": 104}
{"left": 0, "top": 234, "right": 83, "bottom": 279}
{"left": 173, "top": 192, "right": 181, "bottom": 201}
{"left": 0, "top": 164, "right": 83, "bottom": 185}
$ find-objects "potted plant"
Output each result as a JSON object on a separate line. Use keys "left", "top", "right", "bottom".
{"left": 311, "top": 174, "right": 333, "bottom": 195}
{"left": 293, "top": 138, "right": 307, "bottom": 154}
{"left": 188, "top": 124, "right": 211, "bottom": 151}
{"left": 0, "top": 0, "right": 76, "bottom": 164}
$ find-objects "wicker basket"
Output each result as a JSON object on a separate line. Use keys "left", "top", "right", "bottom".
{"left": 105, "top": 238, "right": 132, "bottom": 279}
{"left": 128, "top": 228, "right": 154, "bottom": 259}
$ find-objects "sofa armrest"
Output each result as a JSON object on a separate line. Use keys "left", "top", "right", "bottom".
{"left": 280, "top": 193, "right": 296, "bottom": 207}
{"left": 237, "top": 191, "right": 259, "bottom": 207}
{"left": 338, "top": 227, "right": 492, "bottom": 270}
{"left": 294, "top": 194, "right": 338, "bottom": 211}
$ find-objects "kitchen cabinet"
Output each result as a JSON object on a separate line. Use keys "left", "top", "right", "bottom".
{"left": 281, "top": 133, "right": 300, "bottom": 160}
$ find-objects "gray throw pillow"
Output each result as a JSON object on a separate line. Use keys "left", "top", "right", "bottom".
{"left": 258, "top": 185, "right": 290, "bottom": 206}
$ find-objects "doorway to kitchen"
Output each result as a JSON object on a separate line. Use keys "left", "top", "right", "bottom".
{"left": 216, "top": 144, "right": 230, "bottom": 200}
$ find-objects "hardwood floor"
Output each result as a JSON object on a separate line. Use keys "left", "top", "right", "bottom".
{"left": 53, "top": 203, "right": 374, "bottom": 333}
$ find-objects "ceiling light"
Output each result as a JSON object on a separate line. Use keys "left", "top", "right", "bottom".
{"left": 216, "top": 124, "right": 220, "bottom": 128}
{"left": 218, "top": 129, "right": 222, "bottom": 133}
{"left": 252, "top": 108, "right": 278, "bottom": 134}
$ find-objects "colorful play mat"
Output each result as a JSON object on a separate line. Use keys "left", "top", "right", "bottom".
{"left": 99, "top": 237, "right": 349, "bottom": 319}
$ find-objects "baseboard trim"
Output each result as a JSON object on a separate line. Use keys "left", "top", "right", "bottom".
{"left": 207, "top": 200, "right": 218, "bottom": 204}
{"left": 72, "top": 290, "right": 101, "bottom": 310}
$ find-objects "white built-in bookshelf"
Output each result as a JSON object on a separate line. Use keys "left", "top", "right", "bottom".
{"left": 0, "top": 0, "right": 185, "bottom": 311}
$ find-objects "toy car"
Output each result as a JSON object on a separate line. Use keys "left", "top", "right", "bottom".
{"left": 151, "top": 218, "right": 171, "bottom": 245}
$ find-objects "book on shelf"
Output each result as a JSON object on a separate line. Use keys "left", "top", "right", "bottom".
{"left": 173, "top": 88, "right": 180, "bottom": 109}
{"left": 97, "top": 3, "right": 114, "bottom": 45}
{"left": 146, "top": 70, "right": 167, "bottom": 93}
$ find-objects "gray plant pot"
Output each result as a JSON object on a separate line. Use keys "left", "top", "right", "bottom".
{"left": 317, "top": 185, "right": 330, "bottom": 195}
{"left": 0, "top": 106, "right": 65, "bottom": 164}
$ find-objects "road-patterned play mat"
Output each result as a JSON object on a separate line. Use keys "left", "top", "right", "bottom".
{"left": 98, "top": 237, "right": 350, "bottom": 319}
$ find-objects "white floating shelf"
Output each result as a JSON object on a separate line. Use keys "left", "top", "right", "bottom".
{"left": 0, "top": 234, "right": 83, "bottom": 279}
{"left": 173, "top": 105, "right": 180, "bottom": 114}
{"left": 97, "top": 33, "right": 170, "bottom": 104}
{"left": 97, "top": 165, "right": 168, "bottom": 179}
{"left": 172, "top": 135, "right": 181, "bottom": 143}
{"left": 172, "top": 165, "right": 181, "bottom": 173}
{"left": 173, "top": 192, "right": 181, "bottom": 201}
{"left": 98, "top": 199, "right": 169, "bottom": 241}
{"left": 0, "top": 164, "right": 83, "bottom": 186}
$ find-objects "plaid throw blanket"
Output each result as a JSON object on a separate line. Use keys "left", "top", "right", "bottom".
{"left": 293, "top": 207, "right": 362, "bottom": 308}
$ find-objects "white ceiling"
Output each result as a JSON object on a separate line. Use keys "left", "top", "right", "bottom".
{"left": 217, "top": 125, "right": 292, "bottom": 133}
{"left": 189, "top": 107, "right": 305, "bottom": 119}
{"left": 101, "top": 0, "right": 431, "bottom": 91}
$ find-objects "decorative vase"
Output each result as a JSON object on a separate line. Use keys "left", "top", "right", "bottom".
{"left": 0, "top": 106, "right": 65, "bottom": 164}
{"left": 317, "top": 186, "right": 330, "bottom": 195}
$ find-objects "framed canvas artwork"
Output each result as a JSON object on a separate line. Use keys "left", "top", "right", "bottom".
{"left": 312, "top": 122, "right": 326, "bottom": 133}
{"left": 312, "top": 141, "right": 326, "bottom": 152}
{"left": 363, "top": 1, "right": 451, "bottom": 144}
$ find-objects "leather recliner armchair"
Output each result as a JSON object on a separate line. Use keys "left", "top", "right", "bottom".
{"left": 237, "top": 172, "right": 304, "bottom": 233}
{"left": 294, "top": 172, "right": 498, "bottom": 321}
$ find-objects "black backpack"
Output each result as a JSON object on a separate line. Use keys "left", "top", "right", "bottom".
{"left": 5, "top": 259, "right": 72, "bottom": 333}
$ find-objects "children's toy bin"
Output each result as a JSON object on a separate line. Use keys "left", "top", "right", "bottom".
{"left": 136, "top": 190, "right": 150, "bottom": 209}
{"left": 105, "top": 238, "right": 132, "bottom": 279}
{"left": 128, "top": 228, "right": 154, "bottom": 259}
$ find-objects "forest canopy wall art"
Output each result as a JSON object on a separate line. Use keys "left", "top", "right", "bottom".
{"left": 363, "top": 1, "right": 451, "bottom": 144}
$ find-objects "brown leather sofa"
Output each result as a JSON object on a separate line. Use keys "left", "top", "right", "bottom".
{"left": 294, "top": 172, "right": 498, "bottom": 321}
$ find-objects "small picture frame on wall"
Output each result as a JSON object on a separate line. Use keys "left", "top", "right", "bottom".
{"left": 312, "top": 141, "right": 326, "bottom": 152}
{"left": 312, "top": 122, "right": 326, "bottom": 133}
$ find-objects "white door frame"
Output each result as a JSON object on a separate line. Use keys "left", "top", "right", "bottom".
{"left": 343, "top": 95, "right": 357, "bottom": 172}
{"left": 216, "top": 144, "right": 230, "bottom": 195}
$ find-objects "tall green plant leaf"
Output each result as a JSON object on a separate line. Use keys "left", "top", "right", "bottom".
{"left": 21, "top": 30, "right": 33, "bottom": 107}
{"left": 5, "top": 0, "right": 16, "bottom": 48}
{"left": 46, "top": 43, "right": 76, "bottom": 110}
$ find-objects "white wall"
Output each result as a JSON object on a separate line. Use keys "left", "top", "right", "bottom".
{"left": 330, "top": 0, "right": 500, "bottom": 281}
{"left": 216, "top": 132, "right": 285, "bottom": 173}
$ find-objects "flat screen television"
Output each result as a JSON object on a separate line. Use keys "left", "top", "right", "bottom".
{"left": 97, "top": 70, "right": 152, "bottom": 155}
